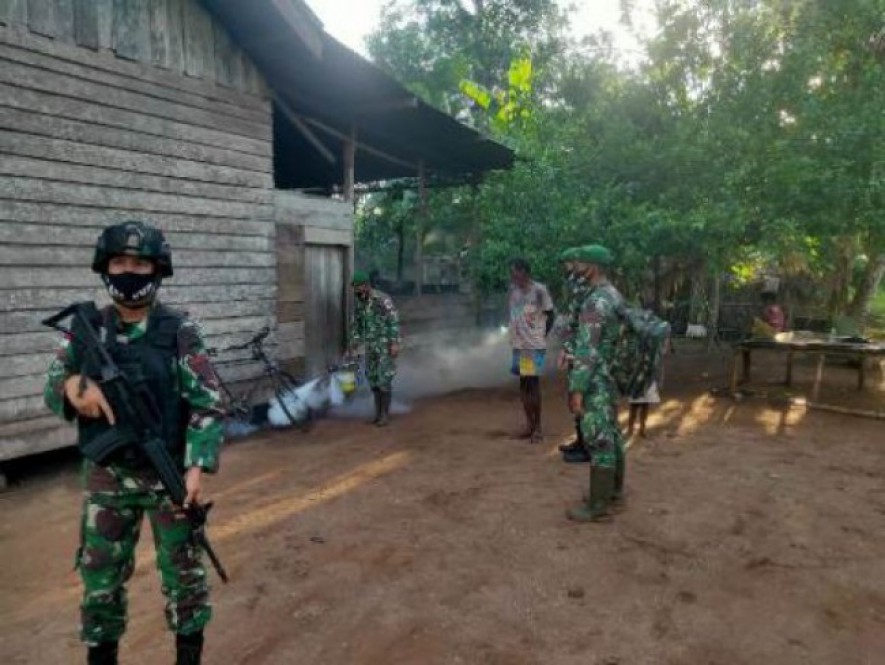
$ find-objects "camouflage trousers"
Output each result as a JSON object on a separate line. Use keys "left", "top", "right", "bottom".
{"left": 77, "top": 470, "right": 210, "bottom": 644}
{"left": 578, "top": 372, "right": 626, "bottom": 470}
{"left": 365, "top": 347, "right": 396, "bottom": 391}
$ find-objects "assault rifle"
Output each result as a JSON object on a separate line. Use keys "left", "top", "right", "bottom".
{"left": 43, "top": 303, "right": 229, "bottom": 583}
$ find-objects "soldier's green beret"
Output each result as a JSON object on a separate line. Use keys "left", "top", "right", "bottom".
{"left": 352, "top": 270, "right": 371, "bottom": 286}
{"left": 558, "top": 247, "right": 580, "bottom": 262}
{"left": 573, "top": 244, "right": 614, "bottom": 266}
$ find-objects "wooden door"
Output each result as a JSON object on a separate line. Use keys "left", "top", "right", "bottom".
{"left": 304, "top": 244, "right": 347, "bottom": 376}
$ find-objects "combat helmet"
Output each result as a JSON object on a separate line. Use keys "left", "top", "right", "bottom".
{"left": 92, "top": 220, "right": 173, "bottom": 277}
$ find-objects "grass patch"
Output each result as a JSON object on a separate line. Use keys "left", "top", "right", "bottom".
{"left": 873, "top": 287, "right": 885, "bottom": 317}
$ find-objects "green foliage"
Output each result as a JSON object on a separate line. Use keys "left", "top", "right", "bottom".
{"left": 460, "top": 53, "right": 535, "bottom": 132}
{"left": 362, "top": 0, "right": 885, "bottom": 323}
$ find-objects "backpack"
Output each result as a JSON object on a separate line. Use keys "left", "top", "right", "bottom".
{"left": 612, "top": 304, "right": 671, "bottom": 400}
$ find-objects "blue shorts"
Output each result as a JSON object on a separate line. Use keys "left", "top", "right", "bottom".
{"left": 511, "top": 349, "right": 546, "bottom": 377}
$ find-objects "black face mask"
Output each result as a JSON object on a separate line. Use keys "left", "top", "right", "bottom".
{"left": 102, "top": 272, "right": 161, "bottom": 308}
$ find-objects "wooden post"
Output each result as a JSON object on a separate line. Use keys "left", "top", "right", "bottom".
{"left": 730, "top": 349, "right": 741, "bottom": 395}
{"left": 415, "top": 160, "right": 427, "bottom": 296}
{"left": 742, "top": 349, "right": 751, "bottom": 385}
{"left": 345, "top": 190, "right": 357, "bottom": 351}
{"left": 342, "top": 124, "right": 356, "bottom": 203}
{"left": 341, "top": 126, "right": 356, "bottom": 353}
{"left": 469, "top": 177, "right": 482, "bottom": 323}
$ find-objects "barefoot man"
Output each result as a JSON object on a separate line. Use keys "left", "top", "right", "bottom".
{"left": 507, "top": 258, "right": 555, "bottom": 444}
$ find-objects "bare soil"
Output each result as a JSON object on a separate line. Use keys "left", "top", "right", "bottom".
{"left": 1, "top": 344, "right": 884, "bottom": 665}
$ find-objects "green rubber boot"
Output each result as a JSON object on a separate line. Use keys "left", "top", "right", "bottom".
{"left": 369, "top": 389, "right": 381, "bottom": 425}
{"left": 612, "top": 445, "right": 626, "bottom": 507}
{"left": 567, "top": 465, "right": 616, "bottom": 522}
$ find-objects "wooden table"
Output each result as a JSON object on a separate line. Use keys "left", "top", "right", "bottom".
{"left": 730, "top": 338, "right": 885, "bottom": 400}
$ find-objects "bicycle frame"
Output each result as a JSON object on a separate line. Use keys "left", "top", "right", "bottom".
{"left": 209, "top": 328, "right": 296, "bottom": 421}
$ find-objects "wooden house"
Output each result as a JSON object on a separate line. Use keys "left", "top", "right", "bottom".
{"left": 0, "top": 0, "right": 512, "bottom": 478}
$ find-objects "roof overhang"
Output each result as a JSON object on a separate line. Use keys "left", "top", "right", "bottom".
{"left": 201, "top": 0, "right": 514, "bottom": 189}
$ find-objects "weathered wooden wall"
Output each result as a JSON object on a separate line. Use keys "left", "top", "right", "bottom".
{"left": 0, "top": 1, "right": 276, "bottom": 461}
{"left": 275, "top": 222, "right": 305, "bottom": 373}
{"left": 0, "top": 0, "right": 266, "bottom": 93}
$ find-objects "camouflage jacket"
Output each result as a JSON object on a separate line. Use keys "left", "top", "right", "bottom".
{"left": 44, "top": 303, "right": 224, "bottom": 474}
{"left": 568, "top": 279, "right": 625, "bottom": 394}
{"left": 557, "top": 274, "right": 591, "bottom": 355}
{"left": 350, "top": 289, "right": 401, "bottom": 352}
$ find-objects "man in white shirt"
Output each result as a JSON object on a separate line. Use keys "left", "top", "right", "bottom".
{"left": 507, "top": 258, "right": 555, "bottom": 443}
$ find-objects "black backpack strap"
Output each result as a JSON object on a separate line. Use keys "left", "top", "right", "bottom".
{"left": 147, "top": 303, "right": 186, "bottom": 354}
{"left": 101, "top": 305, "right": 121, "bottom": 353}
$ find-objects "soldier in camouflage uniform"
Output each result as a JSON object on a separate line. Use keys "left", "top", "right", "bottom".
{"left": 43, "top": 221, "right": 223, "bottom": 665}
{"left": 565, "top": 245, "right": 628, "bottom": 522}
{"left": 554, "top": 247, "right": 592, "bottom": 460}
{"left": 348, "top": 270, "right": 401, "bottom": 427}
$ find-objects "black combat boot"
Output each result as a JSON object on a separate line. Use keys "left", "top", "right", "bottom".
{"left": 562, "top": 443, "right": 591, "bottom": 463}
{"left": 87, "top": 641, "right": 118, "bottom": 665}
{"left": 175, "top": 631, "right": 204, "bottom": 665}
{"left": 558, "top": 417, "right": 585, "bottom": 452}
{"left": 376, "top": 390, "right": 391, "bottom": 427}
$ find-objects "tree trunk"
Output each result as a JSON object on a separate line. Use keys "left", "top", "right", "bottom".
{"left": 828, "top": 241, "right": 855, "bottom": 317}
{"left": 652, "top": 254, "right": 662, "bottom": 314}
{"left": 706, "top": 269, "right": 721, "bottom": 351}
{"left": 688, "top": 265, "right": 705, "bottom": 325}
{"left": 848, "top": 252, "right": 885, "bottom": 325}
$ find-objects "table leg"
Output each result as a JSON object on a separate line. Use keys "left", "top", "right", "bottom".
{"left": 858, "top": 354, "right": 865, "bottom": 391}
{"left": 812, "top": 354, "right": 825, "bottom": 401}
{"left": 785, "top": 351, "right": 794, "bottom": 386}
{"left": 730, "top": 351, "right": 740, "bottom": 394}
{"left": 742, "top": 349, "right": 751, "bottom": 385}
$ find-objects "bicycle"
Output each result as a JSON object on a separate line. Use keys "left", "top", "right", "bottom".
{"left": 207, "top": 326, "right": 310, "bottom": 431}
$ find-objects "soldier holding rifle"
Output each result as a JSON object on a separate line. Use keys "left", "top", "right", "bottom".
{"left": 43, "top": 221, "right": 225, "bottom": 665}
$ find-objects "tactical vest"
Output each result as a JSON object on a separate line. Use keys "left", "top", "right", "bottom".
{"left": 72, "top": 303, "right": 188, "bottom": 468}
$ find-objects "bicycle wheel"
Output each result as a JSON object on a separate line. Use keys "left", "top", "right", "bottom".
{"left": 273, "top": 370, "right": 313, "bottom": 432}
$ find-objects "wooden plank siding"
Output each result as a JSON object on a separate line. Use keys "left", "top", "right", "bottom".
{"left": 275, "top": 221, "right": 306, "bottom": 373}
{"left": 1, "top": 0, "right": 261, "bottom": 97}
{"left": 0, "top": 2, "right": 285, "bottom": 461}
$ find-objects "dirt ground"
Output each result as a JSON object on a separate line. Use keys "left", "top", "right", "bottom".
{"left": 1, "top": 344, "right": 884, "bottom": 665}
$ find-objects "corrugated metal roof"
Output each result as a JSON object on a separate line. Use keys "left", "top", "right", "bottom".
{"left": 202, "top": 0, "right": 514, "bottom": 188}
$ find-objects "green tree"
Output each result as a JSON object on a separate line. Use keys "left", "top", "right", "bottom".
{"left": 359, "top": 0, "right": 885, "bottom": 330}
{"left": 367, "top": 0, "right": 568, "bottom": 125}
